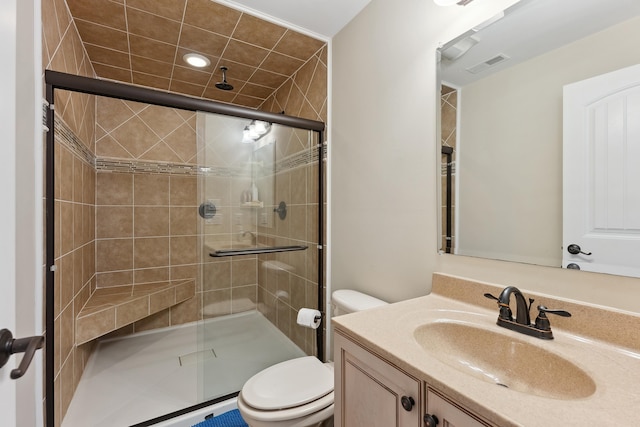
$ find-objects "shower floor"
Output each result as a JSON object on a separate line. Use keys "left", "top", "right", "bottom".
{"left": 62, "top": 311, "right": 306, "bottom": 427}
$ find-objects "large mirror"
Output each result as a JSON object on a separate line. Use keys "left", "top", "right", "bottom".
{"left": 437, "top": 0, "right": 640, "bottom": 277}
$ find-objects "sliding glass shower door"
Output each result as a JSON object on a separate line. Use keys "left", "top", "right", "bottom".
{"left": 196, "top": 111, "right": 322, "bottom": 402}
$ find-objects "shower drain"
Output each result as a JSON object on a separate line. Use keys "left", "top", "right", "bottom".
{"left": 178, "top": 348, "right": 217, "bottom": 366}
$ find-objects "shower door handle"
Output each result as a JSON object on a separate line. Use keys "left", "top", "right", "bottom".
{"left": 0, "top": 328, "right": 44, "bottom": 379}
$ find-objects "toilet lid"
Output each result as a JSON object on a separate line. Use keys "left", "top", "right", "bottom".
{"left": 241, "top": 356, "right": 333, "bottom": 410}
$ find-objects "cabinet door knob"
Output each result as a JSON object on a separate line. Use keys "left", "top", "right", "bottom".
{"left": 424, "top": 413, "right": 439, "bottom": 427}
{"left": 401, "top": 395, "right": 415, "bottom": 411}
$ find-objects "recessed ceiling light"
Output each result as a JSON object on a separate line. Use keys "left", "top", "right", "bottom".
{"left": 183, "top": 53, "right": 210, "bottom": 68}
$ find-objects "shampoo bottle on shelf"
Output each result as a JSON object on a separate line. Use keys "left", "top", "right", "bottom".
{"left": 251, "top": 182, "right": 259, "bottom": 202}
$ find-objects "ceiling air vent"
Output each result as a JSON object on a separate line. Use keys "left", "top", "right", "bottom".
{"left": 466, "top": 53, "right": 510, "bottom": 74}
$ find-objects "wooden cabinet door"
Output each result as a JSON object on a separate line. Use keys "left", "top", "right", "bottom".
{"left": 334, "top": 331, "right": 422, "bottom": 427}
{"left": 426, "top": 389, "right": 490, "bottom": 427}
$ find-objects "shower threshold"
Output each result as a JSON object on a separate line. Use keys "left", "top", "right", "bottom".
{"left": 62, "top": 310, "right": 305, "bottom": 427}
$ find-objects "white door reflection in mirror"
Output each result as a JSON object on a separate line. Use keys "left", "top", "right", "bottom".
{"left": 563, "top": 64, "right": 640, "bottom": 277}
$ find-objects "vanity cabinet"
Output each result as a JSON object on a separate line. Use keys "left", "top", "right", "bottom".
{"left": 334, "top": 331, "right": 422, "bottom": 427}
{"left": 335, "top": 330, "right": 492, "bottom": 427}
{"left": 426, "top": 388, "right": 489, "bottom": 427}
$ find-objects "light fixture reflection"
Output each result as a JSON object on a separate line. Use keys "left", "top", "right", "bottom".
{"left": 242, "top": 120, "right": 271, "bottom": 144}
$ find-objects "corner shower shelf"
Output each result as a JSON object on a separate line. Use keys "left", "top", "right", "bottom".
{"left": 75, "top": 279, "right": 195, "bottom": 345}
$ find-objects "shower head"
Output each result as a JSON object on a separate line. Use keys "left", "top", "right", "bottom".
{"left": 215, "top": 66, "right": 234, "bottom": 91}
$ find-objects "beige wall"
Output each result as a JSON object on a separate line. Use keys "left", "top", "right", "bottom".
{"left": 331, "top": 0, "right": 518, "bottom": 303}
{"left": 331, "top": 0, "right": 640, "bottom": 315}
{"left": 457, "top": 16, "right": 640, "bottom": 267}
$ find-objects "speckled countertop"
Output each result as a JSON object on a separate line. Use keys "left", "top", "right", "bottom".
{"left": 332, "top": 273, "right": 640, "bottom": 426}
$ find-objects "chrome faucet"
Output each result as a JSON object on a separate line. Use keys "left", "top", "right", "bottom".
{"left": 484, "top": 286, "right": 571, "bottom": 340}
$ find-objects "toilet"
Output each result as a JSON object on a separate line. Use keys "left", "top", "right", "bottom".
{"left": 237, "top": 290, "right": 388, "bottom": 427}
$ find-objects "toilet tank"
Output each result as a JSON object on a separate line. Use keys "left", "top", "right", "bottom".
{"left": 331, "top": 290, "right": 387, "bottom": 316}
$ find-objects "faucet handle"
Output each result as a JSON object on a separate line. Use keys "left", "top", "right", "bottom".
{"left": 483, "top": 293, "right": 499, "bottom": 302}
{"left": 534, "top": 305, "right": 571, "bottom": 331}
{"left": 484, "top": 293, "right": 513, "bottom": 321}
{"left": 537, "top": 306, "right": 571, "bottom": 317}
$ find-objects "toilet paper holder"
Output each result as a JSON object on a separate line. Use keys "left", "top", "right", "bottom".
{"left": 296, "top": 308, "right": 324, "bottom": 329}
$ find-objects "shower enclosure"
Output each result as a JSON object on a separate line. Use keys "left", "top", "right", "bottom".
{"left": 45, "top": 71, "right": 325, "bottom": 427}
{"left": 196, "top": 111, "right": 323, "bottom": 404}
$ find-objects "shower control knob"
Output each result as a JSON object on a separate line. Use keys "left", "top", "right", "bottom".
{"left": 424, "top": 413, "right": 439, "bottom": 426}
{"left": 401, "top": 396, "right": 415, "bottom": 411}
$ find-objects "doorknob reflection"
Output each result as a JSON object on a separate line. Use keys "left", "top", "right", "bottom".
{"left": 567, "top": 244, "right": 592, "bottom": 256}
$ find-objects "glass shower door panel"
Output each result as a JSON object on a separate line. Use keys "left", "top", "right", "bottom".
{"left": 197, "top": 111, "right": 319, "bottom": 402}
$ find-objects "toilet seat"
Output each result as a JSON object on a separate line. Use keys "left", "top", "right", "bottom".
{"left": 237, "top": 390, "right": 334, "bottom": 423}
{"left": 241, "top": 356, "right": 333, "bottom": 410}
{"left": 238, "top": 356, "right": 334, "bottom": 423}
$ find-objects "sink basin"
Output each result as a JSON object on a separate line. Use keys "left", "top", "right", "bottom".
{"left": 413, "top": 320, "right": 596, "bottom": 400}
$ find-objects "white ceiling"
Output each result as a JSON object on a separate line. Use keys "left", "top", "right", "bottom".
{"left": 222, "top": 0, "right": 372, "bottom": 39}
{"left": 440, "top": 0, "right": 640, "bottom": 86}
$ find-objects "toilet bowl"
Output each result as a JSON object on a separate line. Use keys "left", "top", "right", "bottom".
{"left": 237, "top": 290, "right": 387, "bottom": 427}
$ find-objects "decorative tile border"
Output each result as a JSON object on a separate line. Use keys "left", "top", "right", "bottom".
{"left": 55, "top": 117, "right": 95, "bottom": 166}
{"left": 56, "top": 116, "right": 323, "bottom": 177}
{"left": 441, "top": 161, "right": 457, "bottom": 175}
{"left": 95, "top": 159, "right": 202, "bottom": 175}
{"left": 275, "top": 144, "right": 322, "bottom": 173}
{"left": 42, "top": 100, "right": 49, "bottom": 131}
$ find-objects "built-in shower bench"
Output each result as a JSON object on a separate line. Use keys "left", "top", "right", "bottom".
{"left": 76, "top": 279, "right": 195, "bottom": 344}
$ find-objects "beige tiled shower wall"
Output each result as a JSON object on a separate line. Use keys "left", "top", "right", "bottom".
{"left": 257, "top": 47, "right": 327, "bottom": 356}
{"left": 261, "top": 45, "right": 328, "bottom": 125}
{"left": 94, "top": 171, "right": 202, "bottom": 331}
{"left": 441, "top": 86, "right": 457, "bottom": 253}
{"left": 255, "top": 160, "right": 321, "bottom": 356}
{"left": 93, "top": 99, "right": 203, "bottom": 333}
{"left": 198, "top": 124, "right": 321, "bottom": 356}
{"left": 90, "top": 35, "right": 328, "bottom": 348}
{"left": 42, "top": 0, "right": 328, "bottom": 422}
{"left": 95, "top": 97, "right": 199, "bottom": 164}
{"left": 53, "top": 125, "right": 96, "bottom": 427}
{"left": 43, "top": 0, "right": 98, "bottom": 425}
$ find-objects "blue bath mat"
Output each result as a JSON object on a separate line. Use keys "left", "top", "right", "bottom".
{"left": 191, "top": 409, "right": 248, "bottom": 427}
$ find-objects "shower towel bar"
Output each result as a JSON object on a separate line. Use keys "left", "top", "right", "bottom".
{"left": 210, "top": 245, "right": 308, "bottom": 257}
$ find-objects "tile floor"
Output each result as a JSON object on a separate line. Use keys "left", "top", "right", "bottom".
{"left": 63, "top": 311, "right": 306, "bottom": 427}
